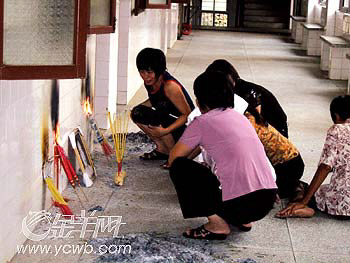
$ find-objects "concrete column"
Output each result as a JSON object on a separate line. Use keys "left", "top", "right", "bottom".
{"left": 307, "top": 0, "right": 319, "bottom": 23}
{"left": 325, "top": 0, "right": 338, "bottom": 35}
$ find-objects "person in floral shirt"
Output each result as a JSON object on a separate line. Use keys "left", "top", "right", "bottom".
{"left": 276, "top": 95, "right": 350, "bottom": 218}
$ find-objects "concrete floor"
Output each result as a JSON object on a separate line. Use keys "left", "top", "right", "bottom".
{"left": 12, "top": 31, "right": 350, "bottom": 263}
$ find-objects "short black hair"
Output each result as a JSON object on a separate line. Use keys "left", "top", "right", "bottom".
{"left": 206, "top": 59, "right": 240, "bottom": 82}
{"left": 136, "top": 48, "right": 166, "bottom": 78}
{"left": 194, "top": 71, "right": 235, "bottom": 110}
{"left": 330, "top": 95, "right": 350, "bottom": 122}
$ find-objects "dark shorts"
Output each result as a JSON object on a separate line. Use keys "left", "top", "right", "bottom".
{"left": 131, "top": 104, "right": 186, "bottom": 142}
{"left": 170, "top": 157, "right": 277, "bottom": 225}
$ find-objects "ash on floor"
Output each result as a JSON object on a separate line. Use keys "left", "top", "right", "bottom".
{"left": 106, "top": 131, "right": 155, "bottom": 155}
{"left": 89, "top": 233, "right": 228, "bottom": 263}
{"left": 89, "top": 133, "right": 257, "bottom": 263}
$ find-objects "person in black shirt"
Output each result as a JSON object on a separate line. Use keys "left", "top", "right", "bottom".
{"left": 131, "top": 48, "right": 195, "bottom": 160}
{"left": 206, "top": 59, "right": 288, "bottom": 138}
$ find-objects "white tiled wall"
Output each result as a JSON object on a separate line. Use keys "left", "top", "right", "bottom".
{"left": 95, "top": 34, "right": 111, "bottom": 128}
{"left": 117, "top": 1, "right": 179, "bottom": 106}
{"left": 335, "top": 11, "right": 345, "bottom": 36}
{"left": 0, "top": 77, "right": 85, "bottom": 263}
{"left": 296, "top": 22, "right": 304, "bottom": 43}
{"left": 304, "top": 29, "right": 324, "bottom": 56}
{"left": 320, "top": 41, "right": 330, "bottom": 70}
{"left": 307, "top": 0, "right": 319, "bottom": 23}
{"left": 329, "top": 47, "right": 350, "bottom": 80}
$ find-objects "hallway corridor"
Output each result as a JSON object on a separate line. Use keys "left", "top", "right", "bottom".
{"left": 128, "top": 30, "right": 350, "bottom": 262}
{"left": 131, "top": 29, "right": 348, "bottom": 183}
{"left": 13, "top": 30, "right": 350, "bottom": 263}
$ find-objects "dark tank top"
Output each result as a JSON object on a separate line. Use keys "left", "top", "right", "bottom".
{"left": 146, "top": 71, "right": 195, "bottom": 117}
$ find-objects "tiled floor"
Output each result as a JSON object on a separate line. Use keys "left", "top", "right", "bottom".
{"left": 127, "top": 30, "right": 350, "bottom": 263}
{"left": 12, "top": 30, "right": 350, "bottom": 263}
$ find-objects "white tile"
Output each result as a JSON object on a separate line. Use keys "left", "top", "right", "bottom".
{"left": 306, "top": 38, "right": 313, "bottom": 48}
{"left": 94, "top": 96, "right": 109, "bottom": 115}
{"left": 118, "top": 48, "right": 129, "bottom": 63}
{"left": 119, "top": 33, "right": 129, "bottom": 48}
{"left": 342, "top": 58, "right": 349, "bottom": 69}
{"left": 341, "top": 69, "right": 348, "bottom": 80}
{"left": 96, "top": 61, "right": 110, "bottom": 80}
{"left": 118, "top": 62, "right": 128, "bottom": 77}
{"left": 330, "top": 58, "right": 342, "bottom": 69}
{"left": 95, "top": 79, "right": 109, "bottom": 97}
{"left": 329, "top": 69, "right": 341, "bottom": 79}
{"left": 118, "top": 76, "right": 128, "bottom": 92}
{"left": 96, "top": 38, "right": 110, "bottom": 62}
{"left": 117, "top": 91, "right": 127, "bottom": 104}
{"left": 331, "top": 48, "right": 342, "bottom": 58}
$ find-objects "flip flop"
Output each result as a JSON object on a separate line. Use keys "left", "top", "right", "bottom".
{"left": 140, "top": 149, "right": 169, "bottom": 160}
{"left": 183, "top": 225, "right": 228, "bottom": 240}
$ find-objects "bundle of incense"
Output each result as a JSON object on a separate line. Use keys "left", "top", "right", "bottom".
{"left": 88, "top": 116, "right": 113, "bottom": 158}
{"left": 42, "top": 161, "right": 74, "bottom": 217}
{"left": 55, "top": 144, "right": 89, "bottom": 207}
{"left": 69, "top": 132, "right": 93, "bottom": 187}
{"left": 76, "top": 127, "right": 97, "bottom": 178}
{"left": 107, "top": 110, "right": 130, "bottom": 186}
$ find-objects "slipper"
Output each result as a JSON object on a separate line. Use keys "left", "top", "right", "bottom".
{"left": 140, "top": 149, "right": 168, "bottom": 160}
{"left": 183, "top": 225, "right": 228, "bottom": 240}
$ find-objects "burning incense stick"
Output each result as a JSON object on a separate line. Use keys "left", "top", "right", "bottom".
{"left": 107, "top": 109, "right": 130, "bottom": 186}
{"left": 83, "top": 98, "right": 113, "bottom": 158}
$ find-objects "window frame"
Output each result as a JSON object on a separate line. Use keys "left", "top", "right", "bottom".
{"left": 0, "top": 0, "right": 88, "bottom": 80}
{"left": 88, "top": 0, "right": 116, "bottom": 34}
{"left": 146, "top": 0, "right": 171, "bottom": 9}
{"left": 171, "top": 0, "right": 189, "bottom": 3}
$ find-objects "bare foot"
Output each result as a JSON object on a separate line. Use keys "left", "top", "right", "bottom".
{"left": 276, "top": 207, "right": 315, "bottom": 218}
{"left": 292, "top": 207, "right": 315, "bottom": 218}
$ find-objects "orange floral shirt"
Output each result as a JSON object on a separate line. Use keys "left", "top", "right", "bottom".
{"left": 245, "top": 113, "right": 299, "bottom": 165}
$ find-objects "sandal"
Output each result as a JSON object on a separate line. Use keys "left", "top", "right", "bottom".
{"left": 140, "top": 149, "right": 169, "bottom": 160}
{"left": 183, "top": 225, "right": 228, "bottom": 240}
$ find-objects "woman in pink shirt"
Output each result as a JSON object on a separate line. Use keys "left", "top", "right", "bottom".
{"left": 168, "top": 71, "right": 277, "bottom": 240}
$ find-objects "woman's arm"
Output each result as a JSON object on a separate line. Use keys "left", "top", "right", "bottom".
{"left": 148, "top": 81, "right": 192, "bottom": 137}
{"left": 168, "top": 141, "right": 194, "bottom": 167}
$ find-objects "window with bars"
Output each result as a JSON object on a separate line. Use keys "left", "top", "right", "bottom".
{"left": 200, "top": 0, "right": 227, "bottom": 27}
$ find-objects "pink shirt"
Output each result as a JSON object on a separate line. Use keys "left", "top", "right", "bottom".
{"left": 180, "top": 108, "right": 277, "bottom": 201}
